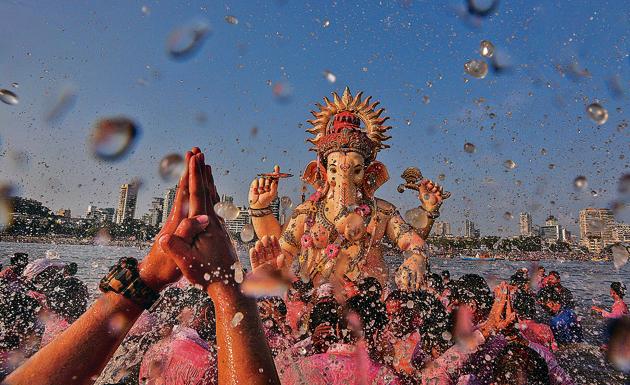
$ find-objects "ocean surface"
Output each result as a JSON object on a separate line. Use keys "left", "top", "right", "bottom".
{"left": 1, "top": 241, "right": 629, "bottom": 383}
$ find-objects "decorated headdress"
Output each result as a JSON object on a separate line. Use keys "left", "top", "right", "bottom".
{"left": 306, "top": 87, "right": 392, "bottom": 164}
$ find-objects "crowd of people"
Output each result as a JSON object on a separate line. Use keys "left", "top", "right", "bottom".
{"left": 1, "top": 148, "right": 629, "bottom": 385}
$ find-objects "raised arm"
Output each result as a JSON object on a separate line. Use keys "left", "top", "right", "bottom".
{"left": 159, "top": 153, "right": 280, "bottom": 385}
{"left": 249, "top": 165, "right": 282, "bottom": 239}
{"left": 386, "top": 209, "right": 429, "bottom": 291}
{"left": 4, "top": 149, "right": 197, "bottom": 385}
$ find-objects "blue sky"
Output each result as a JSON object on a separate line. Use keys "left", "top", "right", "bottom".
{"left": 0, "top": 0, "right": 628, "bottom": 236}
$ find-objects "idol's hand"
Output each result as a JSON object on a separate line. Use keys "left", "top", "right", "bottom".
{"left": 396, "top": 253, "right": 427, "bottom": 291}
{"left": 139, "top": 148, "right": 195, "bottom": 291}
{"left": 418, "top": 179, "right": 444, "bottom": 213}
{"left": 249, "top": 165, "right": 280, "bottom": 209}
{"left": 159, "top": 152, "right": 240, "bottom": 295}
{"left": 249, "top": 235, "right": 287, "bottom": 275}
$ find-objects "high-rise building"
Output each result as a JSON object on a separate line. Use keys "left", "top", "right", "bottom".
{"left": 98, "top": 208, "right": 115, "bottom": 223}
{"left": 115, "top": 183, "right": 139, "bottom": 224}
{"left": 147, "top": 197, "right": 164, "bottom": 227}
{"left": 161, "top": 186, "right": 177, "bottom": 225}
{"left": 270, "top": 197, "right": 280, "bottom": 221}
{"left": 464, "top": 219, "right": 478, "bottom": 238}
{"left": 86, "top": 205, "right": 97, "bottom": 219}
{"left": 433, "top": 221, "right": 452, "bottom": 237}
{"left": 519, "top": 212, "right": 532, "bottom": 236}
{"left": 545, "top": 215, "right": 559, "bottom": 227}
{"left": 612, "top": 223, "right": 630, "bottom": 243}
{"left": 225, "top": 206, "right": 252, "bottom": 241}
{"left": 579, "top": 208, "right": 616, "bottom": 253}
{"left": 540, "top": 225, "right": 561, "bottom": 243}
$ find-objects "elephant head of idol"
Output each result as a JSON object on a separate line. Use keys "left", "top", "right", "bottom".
{"left": 301, "top": 88, "right": 392, "bottom": 230}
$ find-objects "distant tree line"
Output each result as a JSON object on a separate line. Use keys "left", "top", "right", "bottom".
{"left": 1, "top": 196, "right": 159, "bottom": 241}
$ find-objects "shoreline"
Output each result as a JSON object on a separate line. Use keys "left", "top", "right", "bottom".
{"left": 0, "top": 236, "right": 608, "bottom": 261}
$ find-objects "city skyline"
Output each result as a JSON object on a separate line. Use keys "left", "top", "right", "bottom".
{"left": 0, "top": 1, "right": 628, "bottom": 236}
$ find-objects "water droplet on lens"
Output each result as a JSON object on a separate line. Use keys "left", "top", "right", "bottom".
{"left": 540, "top": 148, "right": 547, "bottom": 155}
{"left": 322, "top": 19, "right": 330, "bottom": 28}
{"left": 45, "top": 88, "right": 77, "bottom": 123}
{"left": 11, "top": 82, "right": 18, "bottom": 88}
{"left": 438, "top": 173, "right": 446, "bottom": 181}
{"left": 464, "top": 59, "right": 488, "bottom": 79}
{"left": 573, "top": 176, "right": 587, "bottom": 190}
{"left": 479, "top": 40, "right": 494, "bottom": 57}
{"left": 159, "top": 153, "right": 185, "bottom": 182}
{"left": 141, "top": 5, "right": 150, "bottom": 15}
{"left": 464, "top": 142, "right": 476, "bottom": 153}
{"left": 586, "top": 103, "right": 608, "bottom": 125}
{"left": 0, "top": 89, "right": 19, "bottom": 105}
{"left": 225, "top": 15, "right": 238, "bottom": 25}
{"left": 467, "top": 0, "right": 499, "bottom": 16}
{"left": 503, "top": 211, "right": 513, "bottom": 220}
{"left": 280, "top": 196, "right": 293, "bottom": 209}
{"left": 240, "top": 224, "right": 255, "bottom": 242}
{"left": 90, "top": 117, "right": 140, "bottom": 161}
{"left": 203, "top": 273, "right": 211, "bottom": 281}
{"left": 218, "top": 202, "right": 240, "bottom": 221}
{"left": 272, "top": 81, "right": 292, "bottom": 104}
{"left": 404, "top": 207, "right": 429, "bottom": 229}
{"left": 323, "top": 70, "right": 336, "bottom": 83}
{"left": 590, "top": 190, "right": 598, "bottom": 197}
{"left": 94, "top": 228, "right": 111, "bottom": 246}
{"left": 503, "top": 160, "right": 517, "bottom": 170}
{"left": 166, "top": 20, "right": 211, "bottom": 60}
{"left": 611, "top": 245, "right": 629, "bottom": 270}
{"left": 231, "top": 312, "right": 244, "bottom": 327}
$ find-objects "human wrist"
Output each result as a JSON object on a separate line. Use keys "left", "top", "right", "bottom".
{"left": 207, "top": 283, "right": 246, "bottom": 306}
{"left": 249, "top": 206, "right": 273, "bottom": 217}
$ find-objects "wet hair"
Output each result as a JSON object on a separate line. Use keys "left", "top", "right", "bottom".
{"left": 510, "top": 270, "right": 529, "bottom": 289}
{"left": 548, "top": 271, "right": 560, "bottom": 280}
{"left": 492, "top": 343, "right": 550, "bottom": 385}
{"left": 357, "top": 276, "right": 382, "bottom": 298}
{"left": 290, "top": 279, "right": 313, "bottom": 302}
{"left": 412, "top": 290, "right": 453, "bottom": 354}
{"left": 65, "top": 262, "right": 78, "bottom": 276}
{"left": 441, "top": 270, "right": 450, "bottom": 280}
{"left": 427, "top": 272, "right": 445, "bottom": 293}
{"left": 611, "top": 282, "right": 626, "bottom": 298}
{"left": 537, "top": 286, "right": 562, "bottom": 305}
{"left": 345, "top": 292, "right": 387, "bottom": 338}
{"left": 258, "top": 296, "right": 288, "bottom": 317}
{"left": 44, "top": 277, "right": 88, "bottom": 322}
{"left": 194, "top": 297, "right": 216, "bottom": 342}
{"left": 450, "top": 274, "right": 493, "bottom": 318}
{"left": 0, "top": 280, "right": 42, "bottom": 349}
{"left": 512, "top": 290, "right": 537, "bottom": 320}
{"left": 10, "top": 252, "right": 29, "bottom": 271}
{"left": 154, "top": 286, "right": 187, "bottom": 326}
{"left": 308, "top": 300, "right": 341, "bottom": 334}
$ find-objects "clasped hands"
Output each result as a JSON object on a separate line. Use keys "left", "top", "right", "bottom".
{"left": 139, "top": 147, "right": 240, "bottom": 299}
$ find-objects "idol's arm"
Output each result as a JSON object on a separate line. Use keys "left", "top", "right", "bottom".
{"left": 252, "top": 214, "right": 282, "bottom": 239}
{"left": 386, "top": 214, "right": 429, "bottom": 290}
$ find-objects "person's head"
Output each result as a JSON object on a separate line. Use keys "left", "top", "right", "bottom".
{"left": 449, "top": 274, "right": 494, "bottom": 324}
{"left": 610, "top": 282, "right": 626, "bottom": 299}
{"left": 412, "top": 290, "right": 453, "bottom": 358}
{"left": 288, "top": 279, "right": 313, "bottom": 303}
{"left": 512, "top": 290, "right": 537, "bottom": 321}
{"left": 0, "top": 282, "right": 41, "bottom": 349}
{"left": 345, "top": 291, "right": 387, "bottom": 341}
{"left": 510, "top": 271, "right": 530, "bottom": 292}
{"left": 536, "top": 266, "right": 545, "bottom": 276}
{"left": 153, "top": 286, "right": 187, "bottom": 327}
{"left": 385, "top": 290, "right": 416, "bottom": 337}
{"left": 441, "top": 270, "right": 450, "bottom": 283}
{"left": 427, "top": 272, "right": 445, "bottom": 295}
{"left": 357, "top": 276, "right": 382, "bottom": 299}
{"left": 44, "top": 277, "right": 88, "bottom": 322}
{"left": 537, "top": 286, "right": 563, "bottom": 315}
{"left": 491, "top": 343, "right": 550, "bottom": 385}
{"left": 64, "top": 262, "right": 78, "bottom": 276}
{"left": 308, "top": 300, "right": 343, "bottom": 352}
{"left": 180, "top": 296, "right": 216, "bottom": 342}
{"left": 10, "top": 253, "right": 29, "bottom": 275}
{"left": 545, "top": 271, "right": 561, "bottom": 286}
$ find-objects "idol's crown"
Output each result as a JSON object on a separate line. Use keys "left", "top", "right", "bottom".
{"left": 306, "top": 87, "right": 392, "bottom": 163}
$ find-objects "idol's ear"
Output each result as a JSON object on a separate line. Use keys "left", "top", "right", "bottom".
{"left": 302, "top": 160, "right": 327, "bottom": 188}
{"left": 363, "top": 161, "right": 389, "bottom": 198}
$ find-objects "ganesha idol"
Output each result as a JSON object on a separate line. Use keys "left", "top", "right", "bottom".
{"left": 248, "top": 87, "right": 447, "bottom": 290}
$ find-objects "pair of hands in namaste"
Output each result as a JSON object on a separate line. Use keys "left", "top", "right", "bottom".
{"left": 139, "top": 147, "right": 239, "bottom": 297}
